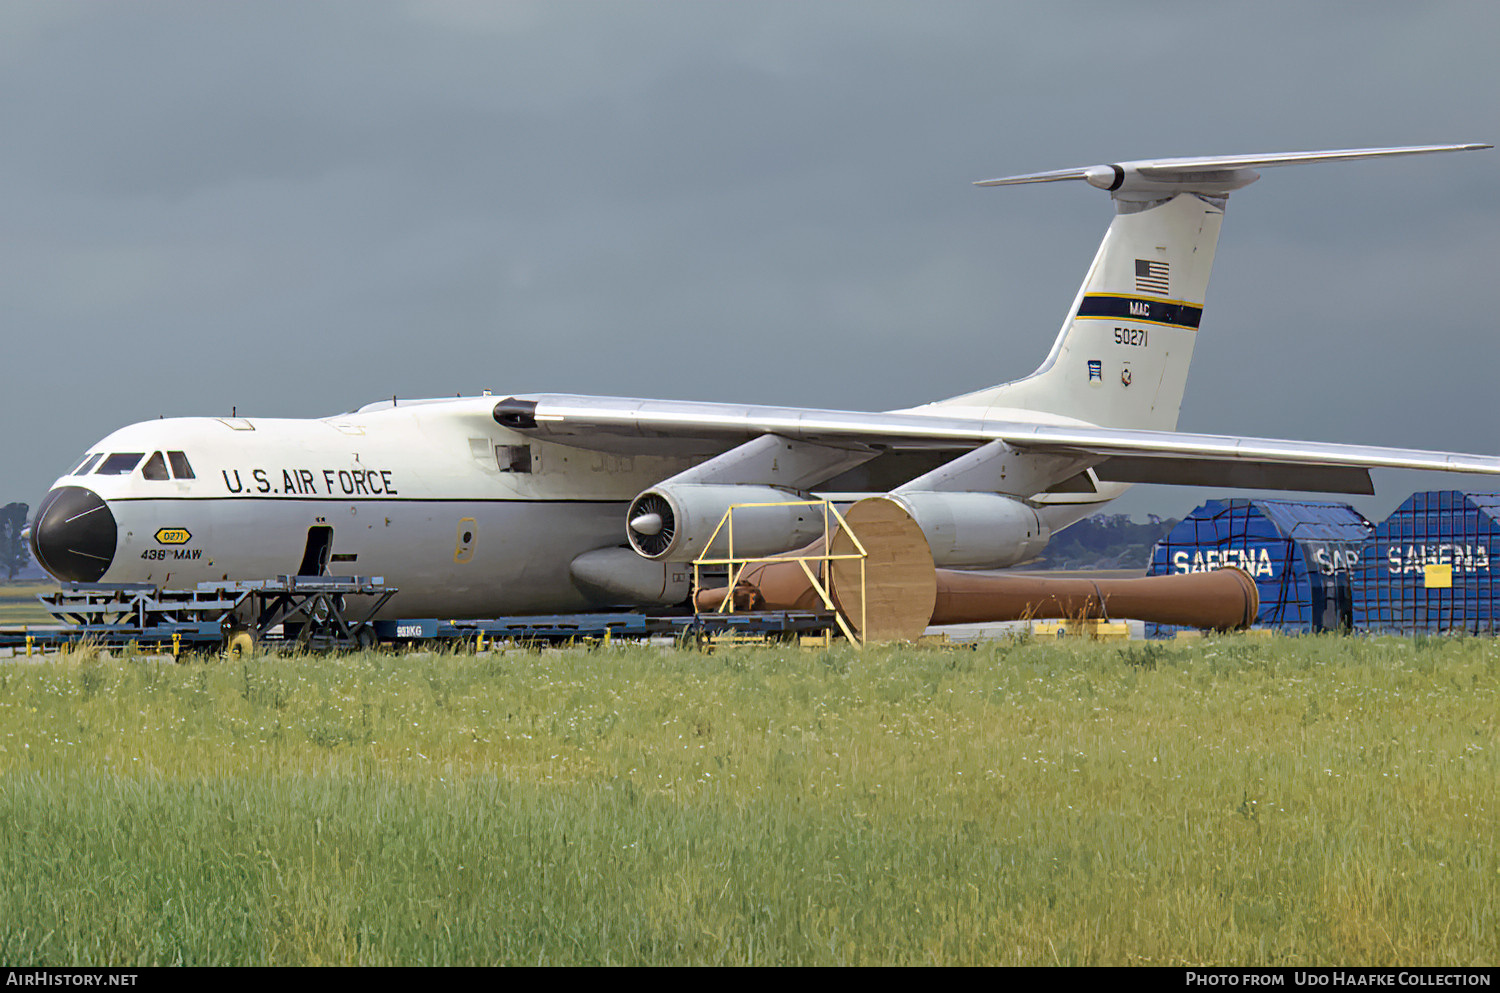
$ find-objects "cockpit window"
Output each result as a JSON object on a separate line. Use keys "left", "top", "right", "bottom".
{"left": 167, "top": 451, "right": 195, "bottom": 479}
{"left": 95, "top": 453, "right": 144, "bottom": 476}
{"left": 142, "top": 452, "right": 169, "bottom": 481}
{"left": 71, "top": 453, "right": 103, "bottom": 476}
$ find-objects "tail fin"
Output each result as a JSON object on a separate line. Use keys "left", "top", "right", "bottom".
{"left": 927, "top": 145, "right": 1488, "bottom": 432}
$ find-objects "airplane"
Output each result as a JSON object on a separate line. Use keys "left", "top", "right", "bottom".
{"left": 29, "top": 143, "right": 1500, "bottom": 621}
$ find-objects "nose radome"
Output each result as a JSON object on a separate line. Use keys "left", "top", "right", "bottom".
{"left": 30, "top": 486, "right": 117, "bottom": 583}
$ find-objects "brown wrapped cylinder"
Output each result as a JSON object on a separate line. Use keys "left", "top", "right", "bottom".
{"left": 928, "top": 566, "right": 1259, "bottom": 629}
{"left": 696, "top": 496, "right": 1259, "bottom": 642}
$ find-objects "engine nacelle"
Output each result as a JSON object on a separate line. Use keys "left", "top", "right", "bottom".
{"left": 627, "top": 484, "right": 824, "bottom": 561}
{"left": 883, "top": 491, "right": 1051, "bottom": 569}
{"left": 569, "top": 547, "right": 693, "bottom": 606}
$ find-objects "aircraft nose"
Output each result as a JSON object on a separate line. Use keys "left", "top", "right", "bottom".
{"left": 30, "top": 486, "right": 117, "bottom": 583}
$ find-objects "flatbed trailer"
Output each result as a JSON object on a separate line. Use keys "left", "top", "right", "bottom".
{"left": 1, "top": 577, "right": 393, "bottom": 655}
{"left": 376, "top": 610, "right": 840, "bottom": 647}
{"left": 0, "top": 580, "right": 842, "bottom": 656}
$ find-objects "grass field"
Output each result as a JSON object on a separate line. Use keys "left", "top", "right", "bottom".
{"left": 0, "top": 634, "right": 1495, "bottom": 965}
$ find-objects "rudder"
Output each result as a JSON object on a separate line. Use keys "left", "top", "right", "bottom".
{"left": 939, "top": 191, "right": 1224, "bottom": 431}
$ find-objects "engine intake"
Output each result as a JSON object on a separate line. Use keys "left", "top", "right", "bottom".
{"left": 626, "top": 484, "right": 823, "bottom": 561}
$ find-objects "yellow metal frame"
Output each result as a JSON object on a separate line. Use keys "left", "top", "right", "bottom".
{"left": 691, "top": 499, "right": 868, "bottom": 649}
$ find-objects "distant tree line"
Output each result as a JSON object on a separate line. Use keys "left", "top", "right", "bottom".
{"left": 1, "top": 503, "right": 30, "bottom": 580}
{"left": 1027, "top": 513, "right": 1179, "bottom": 571}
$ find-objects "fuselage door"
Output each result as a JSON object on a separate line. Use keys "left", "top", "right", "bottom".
{"left": 298, "top": 525, "right": 334, "bottom": 576}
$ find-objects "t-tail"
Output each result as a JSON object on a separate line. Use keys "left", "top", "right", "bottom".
{"left": 926, "top": 144, "right": 1489, "bottom": 432}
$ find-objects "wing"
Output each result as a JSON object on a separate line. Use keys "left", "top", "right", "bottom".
{"left": 491, "top": 394, "right": 1500, "bottom": 495}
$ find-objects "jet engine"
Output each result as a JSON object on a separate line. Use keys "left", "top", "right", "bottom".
{"left": 626, "top": 484, "right": 825, "bottom": 561}
{"left": 883, "top": 491, "right": 1051, "bottom": 568}
{"left": 569, "top": 547, "right": 693, "bottom": 606}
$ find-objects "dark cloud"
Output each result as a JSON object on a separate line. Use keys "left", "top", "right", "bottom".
{"left": 4, "top": 1, "right": 1497, "bottom": 522}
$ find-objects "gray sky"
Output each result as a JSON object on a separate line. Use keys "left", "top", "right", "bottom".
{"left": 5, "top": 1, "right": 1498, "bottom": 523}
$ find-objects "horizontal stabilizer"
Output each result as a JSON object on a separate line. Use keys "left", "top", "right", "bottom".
{"left": 975, "top": 144, "right": 1490, "bottom": 199}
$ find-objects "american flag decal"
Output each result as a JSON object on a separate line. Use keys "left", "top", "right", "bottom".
{"left": 1135, "top": 259, "right": 1169, "bottom": 295}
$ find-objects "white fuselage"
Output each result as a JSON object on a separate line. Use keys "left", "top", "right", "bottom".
{"left": 33, "top": 395, "right": 1120, "bottom": 619}
{"left": 38, "top": 398, "right": 699, "bottom": 617}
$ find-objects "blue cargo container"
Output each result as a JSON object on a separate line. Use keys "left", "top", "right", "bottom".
{"left": 1352, "top": 491, "right": 1499, "bottom": 634}
{"left": 1146, "top": 498, "right": 1373, "bottom": 635}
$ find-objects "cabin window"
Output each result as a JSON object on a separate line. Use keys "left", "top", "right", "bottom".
{"left": 95, "top": 453, "right": 144, "bottom": 476}
{"left": 71, "top": 453, "right": 103, "bottom": 476}
{"left": 142, "top": 452, "right": 170, "bottom": 481}
{"left": 497, "top": 445, "right": 532, "bottom": 474}
{"left": 167, "top": 451, "right": 195, "bottom": 479}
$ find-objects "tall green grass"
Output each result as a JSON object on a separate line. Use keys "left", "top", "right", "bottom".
{"left": 0, "top": 635, "right": 1495, "bottom": 965}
